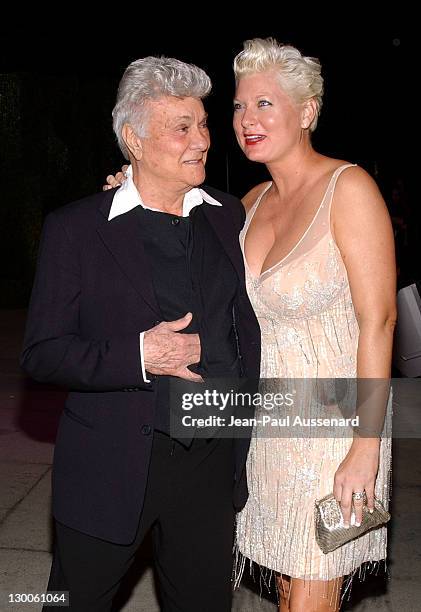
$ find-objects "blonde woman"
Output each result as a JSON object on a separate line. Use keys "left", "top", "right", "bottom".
{"left": 232, "top": 38, "right": 395, "bottom": 611}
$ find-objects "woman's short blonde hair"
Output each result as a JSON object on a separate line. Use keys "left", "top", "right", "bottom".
{"left": 233, "top": 38, "right": 324, "bottom": 131}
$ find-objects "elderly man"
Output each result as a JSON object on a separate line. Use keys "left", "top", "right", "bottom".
{"left": 21, "top": 56, "right": 260, "bottom": 611}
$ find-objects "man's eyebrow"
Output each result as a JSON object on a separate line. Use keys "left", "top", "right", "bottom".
{"left": 167, "top": 112, "right": 208, "bottom": 125}
{"left": 174, "top": 115, "right": 192, "bottom": 122}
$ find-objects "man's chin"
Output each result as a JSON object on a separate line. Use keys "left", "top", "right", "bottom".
{"left": 186, "top": 170, "right": 206, "bottom": 187}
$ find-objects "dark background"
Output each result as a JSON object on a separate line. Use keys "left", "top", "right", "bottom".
{"left": 0, "top": 18, "right": 414, "bottom": 307}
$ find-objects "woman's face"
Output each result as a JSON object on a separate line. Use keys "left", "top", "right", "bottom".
{"left": 233, "top": 71, "right": 303, "bottom": 164}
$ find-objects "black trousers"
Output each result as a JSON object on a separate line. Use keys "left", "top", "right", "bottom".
{"left": 43, "top": 432, "right": 236, "bottom": 612}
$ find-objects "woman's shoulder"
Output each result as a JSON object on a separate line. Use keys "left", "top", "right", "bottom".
{"left": 333, "top": 162, "right": 382, "bottom": 204}
{"left": 330, "top": 161, "right": 389, "bottom": 238}
{"left": 314, "top": 158, "right": 381, "bottom": 209}
{"left": 241, "top": 181, "right": 272, "bottom": 213}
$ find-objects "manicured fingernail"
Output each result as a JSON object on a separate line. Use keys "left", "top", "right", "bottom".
{"left": 369, "top": 509, "right": 374, "bottom": 514}
{"left": 344, "top": 523, "right": 349, "bottom": 529}
{"left": 355, "top": 522, "right": 361, "bottom": 527}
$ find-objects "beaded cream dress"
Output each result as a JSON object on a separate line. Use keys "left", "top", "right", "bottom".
{"left": 235, "top": 164, "right": 391, "bottom": 585}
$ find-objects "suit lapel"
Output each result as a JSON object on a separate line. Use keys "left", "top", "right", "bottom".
{"left": 97, "top": 192, "right": 161, "bottom": 316}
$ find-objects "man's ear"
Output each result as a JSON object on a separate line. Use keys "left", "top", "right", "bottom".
{"left": 301, "top": 98, "right": 317, "bottom": 130}
{"left": 122, "top": 124, "right": 143, "bottom": 160}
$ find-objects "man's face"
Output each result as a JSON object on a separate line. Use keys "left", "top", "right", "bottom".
{"left": 139, "top": 96, "right": 210, "bottom": 191}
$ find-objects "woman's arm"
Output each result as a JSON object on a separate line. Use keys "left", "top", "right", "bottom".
{"left": 331, "top": 165, "right": 396, "bottom": 526}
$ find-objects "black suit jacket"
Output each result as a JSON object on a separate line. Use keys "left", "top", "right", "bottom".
{"left": 21, "top": 186, "right": 261, "bottom": 544}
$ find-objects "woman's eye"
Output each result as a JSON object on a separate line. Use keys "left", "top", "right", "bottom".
{"left": 233, "top": 102, "right": 242, "bottom": 111}
{"left": 178, "top": 126, "right": 189, "bottom": 132}
{"left": 258, "top": 100, "right": 272, "bottom": 107}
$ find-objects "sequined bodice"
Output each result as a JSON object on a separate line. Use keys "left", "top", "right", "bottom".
{"left": 240, "top": 164, "right": 359, "bottom": 378}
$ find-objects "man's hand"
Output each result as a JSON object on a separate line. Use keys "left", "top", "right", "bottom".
{"left": 143, "top": 313, "right": 203, "bottom": 382}
{"left": 103, "top": 165, "right": 129, "bottom": 191}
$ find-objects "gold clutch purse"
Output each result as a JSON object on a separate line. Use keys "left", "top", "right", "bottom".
{"left": 314, "top": 493, "right": 391, "bottom": 554}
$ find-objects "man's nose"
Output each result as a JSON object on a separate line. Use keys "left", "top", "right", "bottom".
{"left": 190, "top": 129, "right": 209, "bottom": 150}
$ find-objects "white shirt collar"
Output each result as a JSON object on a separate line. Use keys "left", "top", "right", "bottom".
{"left": 108, "top": 165, "right": 222, "bottom": 221}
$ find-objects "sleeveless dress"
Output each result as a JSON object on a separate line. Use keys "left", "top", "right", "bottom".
{"left": 235, "top": 164, "right": 392, "bottom": 585}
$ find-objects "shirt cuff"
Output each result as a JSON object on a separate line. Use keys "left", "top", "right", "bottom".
{"left": 139, "top": 332, "right": 151, "bottom": 384}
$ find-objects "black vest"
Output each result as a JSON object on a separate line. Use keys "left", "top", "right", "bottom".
{"left": 135, "top": 203, "right": 242, "bottom": 437}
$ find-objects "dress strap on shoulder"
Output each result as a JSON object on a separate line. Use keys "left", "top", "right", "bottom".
{"left": 325, "top": 163, "right": 357, "bottom": 216}
{"left": 252, "top": 182, "right": 272, "bottom": 213}
{"left": 244, "top": 182, "right": 272, "bottom": 228}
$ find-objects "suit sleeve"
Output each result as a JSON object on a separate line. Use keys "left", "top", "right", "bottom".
{"left": 20, "top": 212, "right": 154, "bottom": 391}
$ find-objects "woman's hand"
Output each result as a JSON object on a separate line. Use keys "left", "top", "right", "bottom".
{"left": 333, "top": 438, "right": 380, "bottom": 527}
{"left": 103, "top": 165, "right": 129, "bottom": 191}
